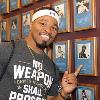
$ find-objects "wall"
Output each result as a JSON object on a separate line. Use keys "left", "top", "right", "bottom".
{"left": 56, "top": 0, "right": 100, "bottom": 99}
{"left": 55, "top": 0, "right": 100, "bottom": 99}
{"left": 0, "top": 0, "right": 100, "bottom": 99}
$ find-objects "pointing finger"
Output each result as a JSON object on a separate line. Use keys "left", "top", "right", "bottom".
{"left": 74, "top": 64, "right": 83, "bottom": 77}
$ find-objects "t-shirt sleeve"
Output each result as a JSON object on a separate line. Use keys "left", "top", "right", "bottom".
{"left": 47, "top": 64, "right": 60, "bottom": 96}
{"left": 0, "top": 42, "right": 13, "bottom": 64}
{"left": 0, "top": 42, "right": 13, "bottom": 78}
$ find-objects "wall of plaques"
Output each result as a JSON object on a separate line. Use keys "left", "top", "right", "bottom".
{"left": 0, "top": 0, "right": 100, "bottom": 100}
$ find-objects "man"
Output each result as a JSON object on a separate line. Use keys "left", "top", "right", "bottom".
{"left": 81, "top": 90, "right": 90, "bottom": 100}
{"left": 79, "top": 45, "right": 87, "bottom": 58}
{"left": 0, "top": 7, "right": 80, "bottom": 100}
{"left": 56, "top": 46, "right": 64, "bottom": 58}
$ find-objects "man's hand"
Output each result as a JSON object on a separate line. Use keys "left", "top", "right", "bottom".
{"left": 61, "top": 65, "right": 83, "bottom": 96}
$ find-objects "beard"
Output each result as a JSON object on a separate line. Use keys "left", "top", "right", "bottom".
{"left": 36, "top": 42, "right": 47, "bottom": 49}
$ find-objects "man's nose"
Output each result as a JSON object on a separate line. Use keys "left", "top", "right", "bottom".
{"left": 44, "top": 26, "right": 52, "bottom": 34}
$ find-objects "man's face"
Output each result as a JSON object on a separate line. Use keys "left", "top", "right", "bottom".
{"left": 30, "top": 15, "right": 58, "bottom": 48}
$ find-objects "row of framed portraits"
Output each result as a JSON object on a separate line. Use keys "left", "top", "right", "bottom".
{"left": 52, "top": 37, "right": 97, "bottom": 76}
{"left": 0, "top": 0, "right": 39, "bottom": 14}
{"left": 0, "top": 0, "right": 96, "bottom": 32}
{"left": 52, "top": 0, "right": 96, "bottom": 32}
{"left": 0, "top": 10, "right": 34, "bottom": 41}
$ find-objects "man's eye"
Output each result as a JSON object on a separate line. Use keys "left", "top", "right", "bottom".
{"left": 40, "top": 22, "right": 45, "bottom": 26}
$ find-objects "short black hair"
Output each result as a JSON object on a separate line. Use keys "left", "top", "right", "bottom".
{"left": 58, "top": 46, "right": 61, "bottom": 48}
{"left": 82, "top": 45, "right": 86, "bottom": 49}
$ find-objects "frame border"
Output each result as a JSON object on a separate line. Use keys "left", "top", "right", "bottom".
{"left": 74, "top": 37, "right": 97, "bottom": 76}
{"left": 53, "top": 40, "right": 71, "bottom": 73}
{"left": 52, "top": 0, "right": 71, "bottom": 33}
{"left": 76, "top": 83, "right": 98, "bottom": 100}
{"left": 73, "top": 0, "right": 96, "bottom": 31}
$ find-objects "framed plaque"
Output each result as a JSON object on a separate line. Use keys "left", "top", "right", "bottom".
{"left": 76, "top": 83, "right": 98, "bottom": 100}
{"left": 73, "top": 0, "right": 96, "bottom": 31}
{"left": 52, "top": 0, "right": 70, "bottom": 33}
{"left": 53, "top": 40, "right": 71, "bottom": 73}
{"left": 10, "top": 0, "right": 20, "bottom": 11}
{"left": 74, "top": 37, "right": 97, "bottom": 76}
{"left": 10, "top": 15, "right": 21, "bottom": 41}
{"left": 21, "top": 0, "right": 33, "bottom": 6}
{"left": 22, "top": 10, "right": 34, "bottom": 38}
{"left": 0, "top": 0, "right": 9, "bottom": 14}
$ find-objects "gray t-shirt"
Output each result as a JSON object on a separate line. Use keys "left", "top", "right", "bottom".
{"left": 0, "top": 39, "right": 60, "bottom": 100}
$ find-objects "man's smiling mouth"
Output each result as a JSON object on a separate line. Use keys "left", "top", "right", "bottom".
{"left": 41, "top": 34, "right": 50, "bottom": 41}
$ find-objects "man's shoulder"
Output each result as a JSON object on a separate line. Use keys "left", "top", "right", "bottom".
{"left": 14, "top": 39, "right": 26, "bottom": 47}
{"left": 0, "top": 41, "right": 13, "bottom": 52}
{"left": 0, "top": 41, "right": 14, "bottom": 64}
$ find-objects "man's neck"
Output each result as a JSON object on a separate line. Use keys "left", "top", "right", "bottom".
{"left": 25, "top": 37, "right": 44, "bottom": 54}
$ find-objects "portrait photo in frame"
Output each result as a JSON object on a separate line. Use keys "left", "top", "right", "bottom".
{"left": 10, "top": 0, "right": 20, "bottom": 11}
{"left": 10, "top": 15, "right": 21, "bottom": 41}
{"left": 0, "top": 0, "right": 9, "bottom": 14}
{"left": 76, "top": 83, "right": 97, "bottom": 100}
{"left": 21, "top": 0, "right": 33, "bottom": 7}
{"left": 53, "top": 40, "right": 71, "bottom": 73}
{"left": 52, "top": 0, "right": 70, "bottom": 33}
{"left": 73, "top": 0, "right": 96, "bottom": 31}
{"left": 74, "top": 37, "right": 97, "bottom": 76}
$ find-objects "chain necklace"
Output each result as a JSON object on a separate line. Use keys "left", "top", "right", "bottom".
{"left": 27, "top": 46, "right": 44, "bottom": 72}
{"left": 27, "top": 46, "right": 48, "bottom": 92}
{"left": 27, "top": 46, "right": 52, "bottom": 75}
{"left": 28, "top": 46, "right": 44, "bottom": 60}
{"left": 28, "top": 46, "right": 35, "bottom": 59}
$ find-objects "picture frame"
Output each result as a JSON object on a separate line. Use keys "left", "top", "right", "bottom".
{"left": 10, "top": 0, "right": 20, "bottom": 11}
{"left": 10, "top": 15, "right": 21, "bottom": 41}
{"left": 76, "top": 83, "right": 98, "bottom": 100}
{"left": 53, "top": 40, "right": 71, "bottom": 73}
{"left": 21, "top": 0, "right": 33, "bottom": 7}
{"left": 0, "top": 0, "right": 9, "bottom": 14}
{"left": 52, "top": 0, "right": 70, "bottom": 33}
{"left": 73, "top": 0, "right": 96, "bottom": 31}
{"left": 74, "top": 37, "right": 97, "bottom": 76}
{"left": 34, "top": 0, "right": 39, "bottom": 1}
{"left": 0, "top": 19, "right": 7, "bottom": 41}
{"left": 22, "top": 10, "right": 34, "bottom": 38}
{"left": 35, "top": 3, "right": 51, "bottom": 11}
